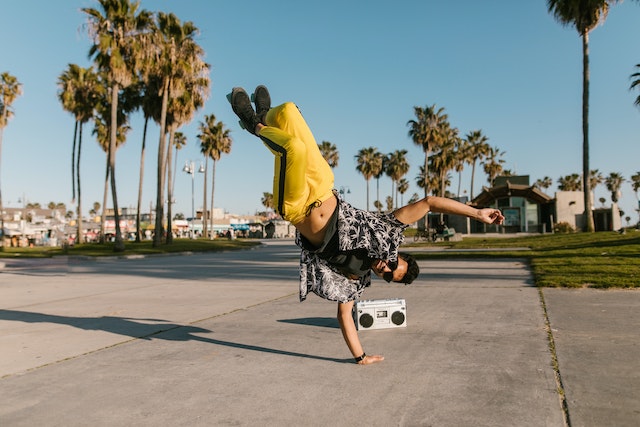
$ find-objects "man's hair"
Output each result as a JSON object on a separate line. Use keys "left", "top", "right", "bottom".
{"left": 397, "top": 252, "right": 419, "bottom": 284}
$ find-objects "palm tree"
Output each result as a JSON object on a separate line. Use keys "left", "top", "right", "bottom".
{"left": 547, "top": 0, "right": 622, "bottom": 231}
{"left": 261, "top": 192, "right": 274, "bottom": 211}
{"left": 385, "top": 150, "right": 410, "bottom": 209}
{"left": 83, "top": 0, "right": 153, "bottom": 251}
{"left": 0, "top": 72, "right": 22, "bottom": 242}
{"left": 465, "top": 130, "right": 490, "bottom": 199}
{"left": 605, "top": 172, "right": 625, "bottom": 204}
{"left": 141, "top": 11, "right": 209, "bottom": 247}
{"left": 558, "top": 173, "right": 582, "bottom": 191}
{"left": 630, "top": 64, "right": 640, "bottom": 108}
{"left": 408, "top": 104, "right": 448, "bottom": 197}
{"left": 397, "top": 178, "right": 409, "bottom": 206}
{"left": 535, "top": 176, "right": 553, "bottom": 193}
{"left": 57, "top": 64, "right": 101, "bottom": 245}
{"left": 430, "top": 123, "right": 460, "bottom": 199}
{"left": 453, "top": 138, "right": 471, "bottom": 198}
{"left": 198, "top": 114, "right": 231, "bottom": 238}
{"left": 481, "top": 146, "right": 506, "bottom": 187}
{"left": 318, "top": 141, "right": 339, "bottom": 168}
{"left": 355, "top": 147, "right": 383, "bottom": 211}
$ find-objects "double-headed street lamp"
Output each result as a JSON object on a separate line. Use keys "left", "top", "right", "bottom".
{"left": 183, "top": 160, "right": 205, "bottom": 238}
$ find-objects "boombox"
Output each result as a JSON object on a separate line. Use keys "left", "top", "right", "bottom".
{"left": 353, "top": 298, "right": 407, "bottom": 330}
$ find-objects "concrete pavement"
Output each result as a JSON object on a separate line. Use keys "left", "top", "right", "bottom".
{"left": 0, "top": 240, "right": 638, "bottom": 426}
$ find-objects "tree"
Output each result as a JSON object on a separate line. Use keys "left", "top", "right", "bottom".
{"left": 430, "top": 124, "right": 459, "bottom": 200}
{"left": 397, "top": 178, "right": 409, "bottom": 206}
{"left": 0, "top": 72, "right": 23, "bottom": 244}
{"left": 465, "top": 130, "right": 490, "bottom": 199}
{"left": 558, "top": 173, "right": 582, "bottom": 191}
{"left": 261, "top": 192, "right": 274, "bottom": 211}
{"left": 605, "top": 172, "right": 625, "bottom": 204}
{"left": 57, "top": 64, "right": 101, "bottom": 245}
{"left": 631, "top": 64, "right": 640, "bottom": 108}
{"left": 141, "top": 11, "right": 209, "bottom": 247}
{"left": 408, "top": 104, "right": 448, "bottom": 197}
{"left": 198, "top": 114, "right": 231, "bottom": 238}
{"left": 547, "top": 0, "right": 622, "bottom": 231}
{"left": 535, "top": 176, "right": 553, "bottom": 193}
{"left": 631, "top": 171, "right": 640, "bottom": 223}
{"left": 481, "top": 146, "right": 506, "bottom": 187}
{"left": 318, "top": 140, "right": 339, "bottom": 168}
{"left": 83, "top": 0, "right": 153, "bottom": 251}
{"left": 385, "top": 150, "right": 409, "bottom": 209}
{"left": 355, "top": 147, "right": 383, "bottom": 211}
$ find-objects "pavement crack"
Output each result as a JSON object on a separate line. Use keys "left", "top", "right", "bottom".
{"left": 538, "top": 287, "right": 572, "bottom": 427}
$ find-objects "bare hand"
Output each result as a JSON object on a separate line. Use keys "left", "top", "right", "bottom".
{"left": 357, "top": 354, "right": 384, "bottom": 365}
{"left": 478, "top": 208, "right": 504, "bottom": 225}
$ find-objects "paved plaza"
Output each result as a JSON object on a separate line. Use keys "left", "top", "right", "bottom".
{"left": 0, "top": 240, "right": 638, "bottom": 426}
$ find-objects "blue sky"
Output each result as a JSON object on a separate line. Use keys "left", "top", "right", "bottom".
{"left": 2, "top": 0, "right": 640, "bottom": 223}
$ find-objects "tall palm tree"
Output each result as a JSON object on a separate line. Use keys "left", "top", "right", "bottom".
{"left": 454, "top": 137, "right": 471, "bottom": 198}
{"left": 397, "top": 178, "right": 409, "bottom": 206}
{"left": 631, "top": 64, "right": 640, "bottom": 108}
{"left": 141, "top": 11, "right": 209, "bottom": 247}
{"left": 385, "top": 150, "right": 410, "bottom": 209}
{"left": 83, "top": 0, "right": 153, "bottom": 251}
{"left": 430, "top": 123, "right": 460, "bottom": 197}
{"left": 558, "top": 173, "right": 582, "bottom": 191}
{"left": 355, "top": 147, "right": 383, "bottom": 211}
{"left": 547, "top": 0, "right": 622, "bottom": 231}
{"left": 57, "top": 64, "right": 101, "bottom": 245}
{"left": 198, "top": 114, "right": 231, "bottom": 239}
{"left": 481, "top": 146, "right": 506, "bottom": 187}
{"left": 408, "top": 104, "right": 448, "bottom": 197}
{"left": 0, "top": 72, "right": 22, "bottom": 242}
{"left": 465, "top": 130, "right": 490, "bottom": 199}
{"left": 318, "top": 141, "right": 339, "bottom": 169}
{"left": 605, "top": 172, "right": 625, "bottom": 204}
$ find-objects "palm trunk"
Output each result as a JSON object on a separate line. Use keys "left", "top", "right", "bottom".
{"left": 202, "top": 158, "right": 208, "bottom": 239}
{"left": 582, "top": 31, "right": 595, "bottom": 232}
{"left": 109, "top": 82, "right": 124, "bottom": 252}
{"left": 210, "top": 160, "right": 216, "bottom": 238}
{"left": 470, "top": 160, "right": 477, "bottom": 199}
{"left": 71, "top": 120, "right": 78, "bottom": 202}
{"left": 154, "top": 78, "right": 170, "bottom": 246}
{"left": 166, "top": 127, "right": 175, "bottom": 244}
{"left": 100, "top": 152, "right": 109, "bottom": 244}
{"left": 76, "top": 123, "right": 84, "bottom": 245}
{"left": 135, "top": 117, "right": 148, "bottom": 242}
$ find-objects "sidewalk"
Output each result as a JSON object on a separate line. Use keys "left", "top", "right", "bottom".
{"left": 0, "top": 241, "right": 638, "bottom": 426}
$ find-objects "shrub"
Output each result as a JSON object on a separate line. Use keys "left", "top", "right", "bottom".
{"left": 553, "top": 222, "right": 575, "bottom": 233}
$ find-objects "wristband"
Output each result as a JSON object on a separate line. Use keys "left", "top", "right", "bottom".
{"left": 354, "top": 353, "right": 367, "bottom": 363}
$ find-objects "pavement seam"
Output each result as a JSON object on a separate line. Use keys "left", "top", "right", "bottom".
{"left": 538, "top": 287, "right": 572, "bottom": 427}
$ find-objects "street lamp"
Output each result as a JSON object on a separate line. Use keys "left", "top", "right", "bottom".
{"left": 183, "top": 161, "right": 205, "bottom": 238}
{"left": 339, "top": 186, "right": 351, "bottom": 200}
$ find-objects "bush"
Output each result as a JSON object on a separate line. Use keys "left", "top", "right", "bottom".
{"left": 553, "top": 222, "right": 576, "bottom": 234}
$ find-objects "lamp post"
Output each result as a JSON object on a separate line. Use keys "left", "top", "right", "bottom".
{"left": 339, "top": 186, "right": 351, "bottom": 200}
{"left": 183, "top": 161, "right": 204, "bottom": 238}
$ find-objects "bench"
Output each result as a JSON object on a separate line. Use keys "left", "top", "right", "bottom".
{"left": 436, "top": 227, "right": 456, "bottom": 241}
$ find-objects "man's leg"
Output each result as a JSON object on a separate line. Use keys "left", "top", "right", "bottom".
{"left": 258, "top": 102, "right": 334, "bottom": 225}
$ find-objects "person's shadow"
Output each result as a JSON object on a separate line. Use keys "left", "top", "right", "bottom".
{"left": 0, "top": 309, "right": 351, "bottom": 364}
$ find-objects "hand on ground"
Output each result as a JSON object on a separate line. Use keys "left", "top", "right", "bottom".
{"left": 358, "top": 354, "right": 384, "bottom": 365}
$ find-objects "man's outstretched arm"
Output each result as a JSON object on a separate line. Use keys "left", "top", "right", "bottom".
{"left": 392, "top": 196, "right": 504, "bottom": 226}
{"left": 337, "top": 301, "right": 384, "bottom": 365}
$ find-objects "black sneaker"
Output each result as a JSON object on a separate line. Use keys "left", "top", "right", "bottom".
{"left": 227, "top": 87, "right": 259, "bottom": 135}
{"left": 251, "top": 85, "right": 271, "bottom": 124}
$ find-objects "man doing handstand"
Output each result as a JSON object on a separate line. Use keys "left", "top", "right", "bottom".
{"left": 229, "top": 85, "right": 504, "bottom": 365}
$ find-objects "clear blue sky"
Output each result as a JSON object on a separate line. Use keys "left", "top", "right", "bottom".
{"left": 2, "top": 0, "right": 640, "bottom": 223}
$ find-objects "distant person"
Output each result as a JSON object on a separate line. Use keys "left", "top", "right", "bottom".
{"left": 229, "top": 85, "right": 504, "bottom": 364}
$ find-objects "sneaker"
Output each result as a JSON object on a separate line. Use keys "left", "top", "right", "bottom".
{"left": 227, "top": 87, "right": 259, "bottom": 135}
{"left": 251, "top": 85, "right": 271, "bottom": 124}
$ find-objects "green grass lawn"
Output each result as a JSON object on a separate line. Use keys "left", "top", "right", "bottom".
{"left": 2, "top": 232, "right": 639, "bottom": 288}
{"left": 0, "top": 238, "right": 261, "bottom": 258}
{"left": 406, "top": 231, "right": 640, "bottom": 288}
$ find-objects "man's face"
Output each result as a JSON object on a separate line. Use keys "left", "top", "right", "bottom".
{"left": 371, "top": 258, "right": 408, "bottom": 283}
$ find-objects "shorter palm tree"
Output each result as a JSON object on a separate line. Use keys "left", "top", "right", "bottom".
{"left": 605, "top": 172, "right": 625, "bottom": 204}
{"left": 318, "top": 141, "right": 339, "bottom": 168}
